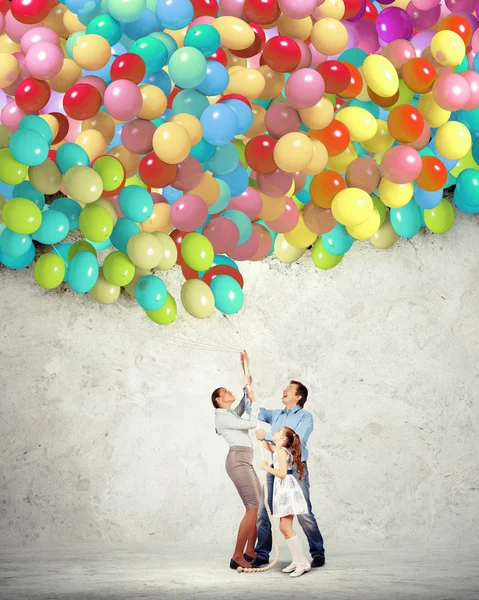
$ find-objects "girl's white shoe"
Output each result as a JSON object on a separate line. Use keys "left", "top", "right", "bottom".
{"left": 282, "top": 562, "right": 296, "bottom": 573}
{"left": 290, "top": 562, "right": 311, "bottom": 578}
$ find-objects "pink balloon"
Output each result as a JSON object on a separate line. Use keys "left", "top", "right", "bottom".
{"left": 219, "top": 0, "right": 244, "bottom": 17}
{"left": 171, "top": 156, "right": 204, "bottom": 191}
{"left": 250, "top": 224, "right": 272, "bottom": 261}
{"left": 432, "top": 73, "right": 470, "bottom": 111}
{"left": 472, "top": 28, "right": 479, "bottom": 54}
{"left": 309, "top": 43, "right": 327, "bottom": 68}
{"left": 203, "top": 217, "right": 240, "bottom": 253}
{"left": 257, "top": 169, "right": 292, "bottom": 196}
{"left": 151, "top": 192, "right": 168, "bottom": 204}
{"left": 110, "top": 194, "right": 125, "bottom": 218}
{"left": 265, "top": 197, "right": 300, "bottom": 233}
{"left": 285, "top": 69, "right": 325, "bottom": 109}
{"left": 461, "top": 70, "right": 479, "bottom": 110}
{"left": 77, "top": 76, "right": 107, "bottom": 96}
{"left": 64, "top": 116, "right": 82, "bottom": 143}
{"left": 5, "top": 11, "right": 43, "bottom": 43}
{"left": 20, "top": 26, "right": 60, "bottom": 54}
{"left": 188, "top": 16, "right": 214, "bottom": 28}
{"left": 407, "top": 121, "right": 430, "bottom": 150}
{"left": 25, "top": 42, "right": 64, "bottom": 80}
{"left": 0, "top": 90, "right": 7, "bottom": 113}
{"left": 171, "top": 194, "right": 208, "bottom": 232}
{"left": 293, "top": 40, "right": 312, "bottom": 70}
{"left": 381, "top": 146, "right": 423, "bottom": 184}
{"left": 228, "top": 186, "right": 262, "bottom": 220}
{"left": 121, "top": 118, "right": 156, "bottom": 154}
{"left": 355, "top": 20, "right": 380, "bottom": 54}
{"left": 104, "top": 79, "right": 143, "bottom": 122}
{"left": 247, "top": 52, "right": 262, "bottom": 70}
{"left": 412, "top": 0, "right": 440, "bottom": 8}
{"left": 227, "top": 231, "right": 260, "bottom": 261}
{"left": 279, "top": 0, "right": 317, "bottom": 19}
{"left": 0, "top": 101, "right": 26, "bottom": 132}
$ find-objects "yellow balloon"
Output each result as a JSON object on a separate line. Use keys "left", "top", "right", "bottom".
{"left": 299, "top": 97, "right": 334, "bottom": 130}
{"left": 258, "top": 192, "right": 286, "bottom": 221}
{"left": 311, "top": 18, "right": 348, "bottom": 56}
{"left": 95, "top": 197, "right": 118, "bottom": 226}
{"left": 327, "top": 143, "right": 357, "bottom": 173}
{"left": 181, "top": 279, "right": 215, "bottom": 319}
{"left": 0, "top": 34, "right": 21, "bottom": 54}
{"left": 142, "top": 203, "right": 173, "bottom": 233}
{"left": 284, "top": 215, "right": 317, "bottom": 248}
{"left": 363, "top": 54, "right": 399, "bottom": 98}
{"left": 277, "top": 15, "right": 312, "bottom": 41}
{"left": 212, "top": 17, "right": 255, "bottom": 50}
{"left": 89, "top": 270, "right": 121, "bottom": 304}
{"left": 258, "top": 65, "right": 285, "bottom": 100}
{"left": 274, "top": 233, "right": 307, "bottom": 263}
{"left": 72, "top": 34, "right": 111, "bottom": 71}
{"left": 28, "top": 160, "right": 63, "bottom": 195}
{"left": 153, "top": 232, "right": 178, "bottom": 270}
{"left": 152, "top": 122, "right": 191, "bottom": 165}
{"left": 361, "top": 119, "right": 394, "bottom": 153}
{"left": 63, "top": 10, "right": 86, "bottom": 34}
{"left": 314, "top": 0, "right": 345, "bottom": 19}
{"left": 44, "top": 3, "right": 69, "bottom": 38}
{"left": 225, "top": 68, "right": 265, "bottom": 101}
{"left": 64, "top": 165, "right": 103, "bottom": 203}
{"left": 430, "top": 30, "right": 465, "bottom": 67}
{"left": 245, "top": 103, "right": 266, "bottom": 137}
{"left": 187, "top": 173, "right": 220, "bottom": 206}
{"left": 274, "top": 133, "right": 314, "bottom": 173}
{"left": 39, "top": 114, "right": 59, "bottom": 141}
{"left": 434, "top": 121, "right": 472, "bottom": 160}
{"left": 356, "top": 66, "right": 371, "bottom": 102}
{"left": 127, "top": 232, "right": 163, "bottom": 269}
{"left": 370, "top": 215, "right": 399, "bottom": 249}
{"left": 346, "top": 207, "right": 380, "bottom": 240}
{"left": 331, "top": 187, "right": 373, "bottom": 227}
{"left": 169, "top": 113, "right": 203, "bottom": 145}
{"left": 0, "top": 54, "right": 19, "bottom": 89}
{"left": 82, "top": 111, "right": 116, "bottom": 145}
{"left": 47, "top": 58, "right": 81, "bottom": 93}
{"left": 138, "top": 85, "right": 167, "bottom": 121}
{"left": 378, "top": 178, "right": 413, "bottom": 208}
{"left": 124, "top": 267, "right": 152, "bottom": 297}
{"left": 335, "top": 107, "right": 377, "bottom": 142}
{"left": 302, "top": 140, "right": 328, "bottom": 176}
{"left": 75, "top": 129, "right": 107, "bottom": 162}
{"left": 417, "top": 92, "right": 451, "bottom": 128}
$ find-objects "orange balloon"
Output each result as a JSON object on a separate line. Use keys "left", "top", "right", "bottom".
{"left": 258, "top": 192, "right": 287, "bottom": 221}
{"left": 142, "top": 203, "right": 173, "bottom": 233}
{"left": 310, "top": 170, "right": 346, "bottom": 208}
{"left": 187, "top": 173, "right": 220, "bottom": 206}
{"left": 108, "top": 145, "right": 141, "bottom": 178}
{"left": 82, "top": 112, "right": 116, "bottom": 145}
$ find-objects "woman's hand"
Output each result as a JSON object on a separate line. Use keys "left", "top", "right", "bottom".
{"left": 243, "top": 374, "right": 252, "bottom": 388}
{"left": 260, "top": 460, "right": 269, "bottom": 471}
{"left": 246, "top": 388, "right": 256, "bottom": 403}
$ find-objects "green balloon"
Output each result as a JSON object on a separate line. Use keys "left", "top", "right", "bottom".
{"left": 181, "top": 232, "right": 214, "bottom": 272}
{"left": 79, "top": 205, "right": 113, "bottom": 242}
{"left": 92, "top": 156, "right": 124, "bottom": 194}
{"left": 0, "top": 148, "right": 28, "bottom": 185}
{"left": 34, "top": 254, "right": 66, "bottom": 289}
{"left": 2, "top": 197, "right": 42, "bottom": 234}
{"left": 311, "top": 239, "right": 343, "bottom": 270}
{"left": 145, "top": 293, "right": 177, "bottom": 325}
{"left": 68, "top": 240, "right": 97, "bottom": 262}
{"left": 424, "top": 198, "right": 455, "bottom": 234}
{"left": 103, "top": 251, "right": 136, "bottom": 286}
{"left": 371, "top": 194, "right": 386, "bottom": 226}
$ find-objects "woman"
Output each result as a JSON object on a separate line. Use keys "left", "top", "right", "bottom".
{"left": 211, "top": 351, "right": 261, "bottom": 570}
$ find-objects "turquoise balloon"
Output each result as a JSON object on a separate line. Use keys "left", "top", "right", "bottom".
{"left": 190, "top": 136, "right": 216, "bottom": 161}
{"left": 12, "top": 181, "right": 45, "bottom": 208}
{"left": 18, "top": 115, "right": 53, "bottom": 145}
{"left": 198, "top": 254, "right": 238, "bottom": 278}
{"left": 110, "top": 217, "right": 140, "bottom": 252}
{"left": 204, "top": 143, "right": 239, "bottom": 175}
{"left": 119, "top": 185, "right": 153, "bottom": 222}
{"left": 256, "top": 219, "right": 277, "bottom": 255}
{"left": 108, "top": 0, "right": 145, "bottom": 22}
{"left": 172, "top": 89, "right": 209, "bottom": 118}
{"left": 87, "top": 238, "right": 112, "bottom": 250}
{"left": 390, "top": 200, "right": 422, "bottom": 238}
{"left": 210, "top": 274, "right": 244, "bottom": 315}
{"left": 0, "top": 228, "right": 32, "bottom": 258}
{"left": 135, "top": 275, "right": 167, "bottom": 310}
{"left": 150, "top": 31, "right": 178, "bottom": 59}
{"left": 55, "top": 143, "right": 90, "bottom": 174}
{"left": 296, "top": 175, "right": 312, "bottom": 204}
{"left": 339, "top": 47, "right": 367, "bottom": 66}
{"left": 208, "top": 179, "right": 231, "bottom": 215}
{"left": 32, "top": 210, "right": 70, "bottom": 244}
{"left": 9, "top": 129, "right": 49, "bottom": 167}
{"left": 51, "top": 197, "right": 82, "bottom": 230}
{"left": 0, "top": 242, "right": 35, "bottom": 269}
{"left": 322, "top": 224, "right": 354, "bottom": 256}
{"left": 68, "top": 251, "right": 99, "bottom": 293}
{"left": 86, "top": 14, "right": 123, "bottom": 45}
{"left": 221, "top": 209, "right": 253, "bottom": 245}
{"left": 130, "top": 36, "right": 168, "bottom": 72}
{"left": 168, "top": 47, "right": 207, "bottom": 89}
{"left": 349, "top": 99, "right": 380, "bottom": 119}
{"left": 184, "top": 24, "right": 220, "bottom": 57}
{"left": 66, "top": 31, "right": 86, "bottom": 58}
{"left": 50, "top": 243, "right": 71, "bottom": 282}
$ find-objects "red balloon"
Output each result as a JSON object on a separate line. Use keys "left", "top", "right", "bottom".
{"left": 363, "top": 0, "right": 378, "bottom": 23}
{"left": 250, "top": 22, "right": 266, "bottom": 45}
{"left": 50, "top": 112, "right": 69, "bottom": 145}
{"left": 245, "top": 135, "right": 277, "bottom": 173}
{"left": 207, "top": 48, "right": 228, "bottom": 66}
{"left": 340, "top": 62, "right": 363, "bottom": 98}
{"left": 48, "top": 149, "right": 57, "bottom": 162}
{"left": 182, "top": 264, "right": 200, "bottom": 280}
{"left": 244, "top": 0, "right": 280, "bottom": 25}
{"left": 262, "top": 36, "right": 301, "bottom": 73}
{"left": 15, "top": 78, "right": 51, "bottom": 113}
{"left": 343, "top": 0, "right": 364, "bottom": 20}
{"left": 309, "top": 120, "right": 350, "bottom": 156}
{"left": 230, "top": 32, "right": 264, "bottom": 58}
{"left": 62, "top": 83, "right": 102, "bottom": 121}
{"left": 11, "top": 0, "right": 50, "bottom": 24}
{"left": 0, "top": 0, "right": 11, "bottom": 14}
{"left": 110, "top": 53, "right": 146, "bottom": 84}
{"left": 316, "top": 61, "right": 351, "bottom": 94}
{"left": 190, "top": 0, "right": 218, "bottom": 17}
{"left": 202, "top": 265, "right": 244, "bottom": 288}
{"left": 414, "top": 156, "right": 447, "bottom": 191}
{"left": 167, "top": 87, "right": 181, "bottom": 108}
{"left": 139, "top": 153, "right": 178, "bottom": 188}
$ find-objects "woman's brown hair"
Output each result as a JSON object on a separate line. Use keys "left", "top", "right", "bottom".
{"left": 283, "top": 427, "right": 305, "bottom": 481}
{"left": 212, "top": 388, "right": 221, "bottom": 434}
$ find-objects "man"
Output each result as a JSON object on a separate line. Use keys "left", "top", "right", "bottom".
{"left": 252, "top": 380, "right": 326, "bottom": 568}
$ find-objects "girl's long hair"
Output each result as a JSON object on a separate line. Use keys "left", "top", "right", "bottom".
{"left": 283, "top": 427, "right": 305, "bottom": 481}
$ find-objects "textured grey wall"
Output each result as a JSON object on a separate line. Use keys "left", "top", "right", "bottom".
{"left": 1, "top": 219, "right": 478, "bottom": 549}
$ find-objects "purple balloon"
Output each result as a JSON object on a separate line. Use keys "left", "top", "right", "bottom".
{"left": 377, "top": 7, "right": 413, "bottom": 43}
{"left": 347, "top": 0, "right": 366, "bottom": 22}
{"left": 406, "top": 1, "right": 440, "bottom": 31}
{"left": 355, "top": 20, "right": 380, "bottom": 54}
{"left": 446, "top": 0, "right": 475, "bottom": 10}
{"left": 458, "top": 10, "right": 479, "bottom": 34}
{"left": 410, "top": 31, "right": 436, "bottom": 57}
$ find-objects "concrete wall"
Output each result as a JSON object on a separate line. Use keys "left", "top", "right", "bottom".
{"left": 1, "top": 218, "right": 478, "bottom": 549}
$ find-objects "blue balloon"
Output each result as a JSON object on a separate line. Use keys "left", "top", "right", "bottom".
{"left": 190, "top": 137, "right": 216, "bottom": 162}
{"left": 472, "top": 137, "right": 479, "bottom": 164}
{"left": 390, "top": 201, "right": 422, "bottom": 238}
{"left": 68, "top": 251, "right": 100, "bottom": 293}
{"left": 150, "top": 32, "right": 178, "bottom": 60}
{"left": 221, "top": 209, "right": 253, "bottom": 245}
{"left": 141, "top": 69, "right": 172, "bottom": 96}
{"left": 33, "top": 210, "right": 70, "bottom": 244}
{"left": 12, "top": 181, "right": 45, "bottom": 208}
{"left": 77, "top": 0, "right": 107, "bottom": 25}
{"left": 107, "top": 124, "right": 124, "bottom": 151}
{"left": 66, "top": 0, "right": 101, "bottom": 15}
{"left": 413, "top": 184, "right": 442, "bottom": 209}
{"left": 196, "top": 61, "right": 229, "bottom": 96}
{"left": 0, "top": 242, "right": 35, "bottom": 269}
{"left": 111, "top": 218, "right": 140, "bottom": 252}
{"left": 201, "top": 104, "right": 238, "bottom": 146}
{"left": 18, "top": 115, "right": 53, "bottom": 145}
{"left": 172, "top": 89, "right": 209, "bottom": 118}
{"left": 51, "top": 197, "right": 82, "bottom": 230}
{"left": 56, "top": 143, "right": 90, "bottom": 174}
{"left": 119, "top": 186, "right": 153, "bottom": 222}
{"left": 163, "top": 186, "right": 183, "bottom": 205}
{"left": 152, "top": 108, "right": 173, "bottom": 127}
{"left": 82, "top": 54, "right": 115, "bottom": 79}
{"left": 204, "top": 143, "right": 239, "bottom": 175}
{"left": 124, "top": 9, "right": 159, "bottom": 39}
{"left": 155, "top": 0, "right": 194, "bottom": 30}
{"left": 135, "top": 275, "right": 168, "bottom": 310}
{"left": 322, "top": 224, "right": 353, "bottom": 256}
{"left": 216, "top": 164, "right": 248, "bottom": 197}
{"left": 0, "top": 181, "right": 13, "bottom": 199}
{"left": 224, "top": 99, "right": 253, "bottom": 135}
{"left": 296, "top": 175, "right": 313, "bottom": 204}
{"left": 0, "top": 228, "right": 32, "bottom": 258}
{"left": 210, "top": 274, "right": 244, "bottom": 314}
{"left": 9, "top": 129, "right": 49, "bottom": 167}
{"left": 208, "top": 179, "right": 231, "bottom": 215}
{"left": 87, "top": 238, "right": 112, "bottom": 250}
{"left": 86, "top": 15, "right": 123, "bottom": 45}
{"left": 473, "top": 52, "right": 479, "bottom": 74}
{"left": 50, "top": 243, "right": 72, "bottom": 281}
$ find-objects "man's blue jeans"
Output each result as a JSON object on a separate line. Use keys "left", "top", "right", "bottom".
{"left": 255, "top": 463, "right": 325, "bottom": 561}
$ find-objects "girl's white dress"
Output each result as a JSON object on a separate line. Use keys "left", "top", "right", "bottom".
{"left": 272, "top": 448, "right": 309, "bottom": 518}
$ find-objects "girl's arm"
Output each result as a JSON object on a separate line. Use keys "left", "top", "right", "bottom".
{"left": 262, "top": 440, "right": 275, "bottom": 454}
{"left": 261, "top": 448, "right": 288, "bottom": 479}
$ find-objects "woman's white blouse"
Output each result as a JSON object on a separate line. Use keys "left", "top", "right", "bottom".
{"left": 214, "top": 394, "right": 258, "bottom": 448}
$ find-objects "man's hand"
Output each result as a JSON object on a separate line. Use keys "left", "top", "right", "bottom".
{"left": 256, "top": 429, "right": 266, "bottom": 441}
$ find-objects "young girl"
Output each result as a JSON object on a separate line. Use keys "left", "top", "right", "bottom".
{"left": 260, "top": 426, "right": 311, "bottom": 578}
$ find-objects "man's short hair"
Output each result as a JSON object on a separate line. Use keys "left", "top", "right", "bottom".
{"left": 291, "top": 380, "right": 308, "bottom": 408}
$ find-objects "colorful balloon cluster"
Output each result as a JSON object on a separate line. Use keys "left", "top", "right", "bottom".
{"left": 1, "top": 0, "right": 478, "bottom": 324}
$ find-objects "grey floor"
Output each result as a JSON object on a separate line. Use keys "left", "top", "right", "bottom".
{"left": 0, "top": 543, "right": 478, "bottom": 600}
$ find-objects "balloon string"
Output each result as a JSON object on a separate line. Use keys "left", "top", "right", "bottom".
{"left": 51, "top": 244, "right": 68, "bottom": 267}
{"left": 214, "top": 314, "right": 244, "bottom": 351}
{"left": 181, "top": 318, "right": 241, "bottom": 351}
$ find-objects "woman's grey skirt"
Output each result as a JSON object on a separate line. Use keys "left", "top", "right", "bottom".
{"left": 225, "top": 446, "right": 262, "bottom": 509}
